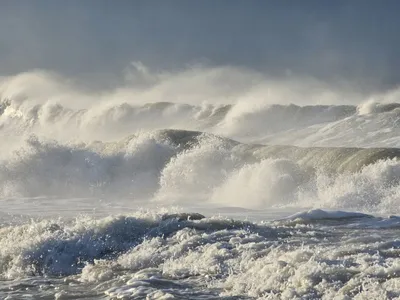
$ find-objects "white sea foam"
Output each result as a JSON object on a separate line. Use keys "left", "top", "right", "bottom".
{"left": 1, "top": 211, "right": 399, "bottom": 299}
{"left": 2, "top": 67, "right": 400, "bottom": 299}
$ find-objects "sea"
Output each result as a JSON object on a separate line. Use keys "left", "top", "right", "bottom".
{"left": 1, "top": 71, "right": 400, "bottom": 299}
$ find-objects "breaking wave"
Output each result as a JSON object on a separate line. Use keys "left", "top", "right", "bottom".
{"left": 1, "top": 210, "right": 400, "bottom": 299}
{"left": 2, "top": 98, "right": 400, "bottom": 150}
{"left": 1, "top": 69, "right": 400, "bottom": 148}
{"left": 0, "top": 129, "right": 400, "bottom": 214}
{"left": 3, "top": 69, "right": 400, "bottom": 299}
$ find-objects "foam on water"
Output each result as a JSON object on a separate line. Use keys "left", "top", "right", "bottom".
{"left": 1, "top": 211, "right": 400, "bottom": 299}
{"left": 2, "top": 69, "right": 400, "bottom": 298}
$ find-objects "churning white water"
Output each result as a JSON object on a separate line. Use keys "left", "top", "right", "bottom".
{"left": 2, "top": 68, "right": 400, "bottom": 299}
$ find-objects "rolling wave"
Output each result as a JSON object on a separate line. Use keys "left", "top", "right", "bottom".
{"left": 0, "top": 129, "right": 399, "bottom": 214}
{"left": 3, "top": 70, "right": 400, "bottom": 299}
{"left": 3, "top": 92, "right": 400, "bottom": 148}
{"left": 0, "top": 212, "right": 265, "bottom": 278}
{"left": 1, "top": 210, "right": 399, "bottom": 299}
{"left": 3, "top": 71, "right": 400, "bottom": 212}
{"left": 0, "top": 96, "right": 358, "bottom": 134}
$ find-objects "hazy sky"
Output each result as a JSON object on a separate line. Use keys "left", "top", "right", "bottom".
{"left": 1, "top": 1, "right": 399, "bottom": 86}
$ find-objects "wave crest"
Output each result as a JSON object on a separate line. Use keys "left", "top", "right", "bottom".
{"left": 0, "top": 130, "right": 400, "bottom": 214}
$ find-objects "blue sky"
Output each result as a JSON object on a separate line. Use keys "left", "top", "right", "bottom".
{"left": 1, "top": 1, "right": 399, "bottom": 86}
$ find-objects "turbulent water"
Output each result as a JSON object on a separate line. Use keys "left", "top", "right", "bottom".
{"left": 2, "top": 70, "right": 400, "bottom": 299}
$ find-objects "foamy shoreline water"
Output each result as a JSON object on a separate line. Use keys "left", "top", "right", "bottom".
{"left": 0, "top": 209, "right": 399, "bottom": 299}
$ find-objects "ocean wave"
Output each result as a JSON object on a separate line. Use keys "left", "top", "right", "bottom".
{"left": 0, "top": 212, "right": 270, "bottom": 278}
{"left": 1, "top": 210, "right": 399, "bottom": 299}
{"left": 3, "top": 69, "right": 400, "bottom": 149}
{"left": 1, "top": 130, "right": 400, "bottom": 214}
{"left": 4, "top": 94, "right": 400, "bottom": 149}
{"left": 4, "top": 65, "right": 400, "bottom": 299}
{"left": 1, "top": 95, "right": 358, "bottom": 140}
